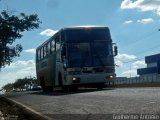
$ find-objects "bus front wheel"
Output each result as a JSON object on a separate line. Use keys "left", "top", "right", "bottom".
{"left": 42, "top": 86, "right": 47, "bottom": 92}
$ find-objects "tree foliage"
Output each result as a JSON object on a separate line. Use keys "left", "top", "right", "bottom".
{"left": 2, "top": 77, "right": 37, "bottom": 92}
{"left": 0, "top": 10, "right": 41, "bottom": 68}
{"left": 2, "top": 83, "right": 13, "bottom": 92}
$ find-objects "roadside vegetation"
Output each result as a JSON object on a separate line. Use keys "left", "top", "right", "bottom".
{"left": 0, "top": 77, "right": 43, "bottom": 120}
{"left": 0, "top": 9, "right": 41, "bottom": 69}
{"left": 0, "top": 97, "right": 46, "bottom": 120}
{"left": 0, "top": 2, "right": 42, "bottom": 119}
{"left": 1, "top": 77, "right": 38, "bottom": 93}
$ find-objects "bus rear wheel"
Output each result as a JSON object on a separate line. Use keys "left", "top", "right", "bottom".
{"left": 42, "top": 86, "right": 47, "bottom": 92}
{"left": 69, "top": 86, "right": 78, "bottom": 91}
{"left": 97, "top": 86, "right": 103, "bottom": 90}
{"left": 62, "top": 86, "right": 69, "bottom": 91}
{"left": 96, "top": 84, "right": 106, "bottom": 90}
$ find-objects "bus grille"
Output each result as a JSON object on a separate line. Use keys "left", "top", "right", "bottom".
{"left": 105, "top": 67, "right": 114, "bottom": 73}
{"left": 93, "top": 67, "right": 114, "bottom": 73}
{"left": 82, "top": 70, "right": 92, "bottom": 74}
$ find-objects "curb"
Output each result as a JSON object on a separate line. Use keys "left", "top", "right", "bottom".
{"left": 2, "top": 96, "right": 54, "bottom": 120}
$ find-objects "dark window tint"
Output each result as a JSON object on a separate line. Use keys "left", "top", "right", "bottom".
{"left": 65, "top": 28, "right": 111, "bottom": 43}
{"left": 67, "top": 41, "right": 114, "bottom": 67}
{"left": 40, "top": 48, "right": 43, "bottom": 59}
{"left": 37, "top": 50, "right": 40, "bottom": 61}
{"left": 44, "top": 45, "right": 47, "bottom": 57}
{"left": 46, "top": 42, "right": 50, "bottom": 55}
{"left": 92, "top": 41, "right": 113, "bottom": 66}
{"left": 55, "top": 34, "right": 60, "bottom": 51}
{"left": 51, "top": 40, "right": 55, "bottom": 52}
{"left": 68, "top": 43, "right": 91, "bottom": 67}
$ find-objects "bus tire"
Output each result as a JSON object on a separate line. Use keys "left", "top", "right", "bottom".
{"left": 97, "top": 86, "right": 103, "bottom": 90}
{"left": 62, "top": 86, "right": 69, "bottom": 92}
{"left": 42, "top": 86, "right": 47, "bottom": 92}
{"left": 69, "top": 86, "right": 78, "bottom": 91}
{"left": 48, "top": 86, "right": 54, "bottom": 92}
{"left": 97, "top": 84, "right": 105, "bottom": 90}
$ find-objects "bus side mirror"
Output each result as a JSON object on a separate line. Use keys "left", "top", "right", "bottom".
{"left": 114, "top": 46, "right": 118, "bottom": 56}
{"left": 63, "top": 63, "right": 67, "bottom": 70}
{"left": 63, "top": 56, "right": 67, "bottom": 70}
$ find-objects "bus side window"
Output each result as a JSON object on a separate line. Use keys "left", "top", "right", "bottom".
{"left": 44, "top": 45, "right": 47, "bottom": 57}
{"left": 41, "top": 47, "right": 43, "bottom": 60}
{"left": 51, "top": 40, "right": 55, "bottom": 52}
{"left": 47, "top": 42, "right": 51, "bottom": 55}
{"left": 61, "top": 44, "right": 66, "bottom": 57}
{"left": 108, "top": 44, "right": 112, "bottom": 56}
{"left": 56, "top": 43, "right": 60, "bottom": 51}
{"left": 56, "top": 35, "right": 60, "bottom": 51}
{"left": 38, "top": 50, "right": 40, "bottom": 61}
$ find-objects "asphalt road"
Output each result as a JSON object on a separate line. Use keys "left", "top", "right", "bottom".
{"left": 5, "top": 88, "right": 160, "bottom": 120}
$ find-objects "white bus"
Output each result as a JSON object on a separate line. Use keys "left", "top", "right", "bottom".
{"left": 36, "top": 26, "right": 118, "bottom": 91}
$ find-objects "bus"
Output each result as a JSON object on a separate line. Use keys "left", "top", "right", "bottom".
{"left": 36, "top": 26, "right": 118, "bottom": 91}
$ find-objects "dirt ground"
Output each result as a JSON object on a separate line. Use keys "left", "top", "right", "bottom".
{"left": 0, "top": 96, "right": 46, "bottom": 120}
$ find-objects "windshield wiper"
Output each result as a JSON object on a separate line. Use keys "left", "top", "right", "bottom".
{"left": 80, "top": 52, "right": 89, "bottom": 68}
{"left": 93, "top": 51, "right": 105, "bottom": 66}
{"left": 93, "top": 47, "right": 104, "bottom": 66}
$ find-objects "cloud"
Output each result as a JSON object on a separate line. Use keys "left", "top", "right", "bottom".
{"left": 132, "top": 60, "right": 146, "bottom": 69}
{"left": 40, "top": 29, "right": 57, "bottom": 37}
{"left": 115, "top": 53, "right": 137, "bottom": 60}
{"left": 47, "top": 0, "right": 59, "bottom": 10}
{"left": 115, "top": 53, "right": 137, "bottom": 67}
{"left": 115, "top": 60, "right": 123, "bottom": 67}
{"left": 5, "top": 60, "right": 35, "bottom": 69}
{"left": 121, "top": 0, "right": 160, "bottom": 16}
{"left": 137, "top": 18, "right": 154, "bottom": 24}
{"left": 121, "top": 60, "right": 146, "bottom": 77}
{"left": 123, "top": 20, "right": 133, "bottom": 24}
{"left": 0, "top": 60, "right": 36, "bottom": 89}
{"left": 115, "top": 53, "right": 141, "bottom": 77}
{"left": 24, "top": 49, "right": 36, "bottom": 54}
{"left": 121, "top": 0, "right": 137, "bottom": 9}
{"left": 122, "top": 69, "right": 137, "bottom": 77}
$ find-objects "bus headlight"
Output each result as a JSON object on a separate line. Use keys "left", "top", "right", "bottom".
{"left": 109, "top": 76, "right": 113, "bottom": 79}
{"left": 72, "top": 77, "right": 80, "bottom": 83}
{"left": 72, "top": 77, "right": 76, "bottom": 81}
{"left": 106, "top": 75, "right": 113, "bottom": 80}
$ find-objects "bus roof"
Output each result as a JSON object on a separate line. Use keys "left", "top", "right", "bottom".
{"left": 61, "top": 26, "right": 108, "bottom": 30}
{"left": 36, "top": 26, "right": 109, "bottom": 50}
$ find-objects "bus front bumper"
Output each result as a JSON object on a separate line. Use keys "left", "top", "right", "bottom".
{"left": 66, "top": 73, "right": 115, "bottom": 85}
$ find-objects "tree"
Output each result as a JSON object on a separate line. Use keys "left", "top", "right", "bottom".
{"left": 2, "top": 77, "right": 38, "bottom": 92}
{"left": 0, "top": 10, "right": 41, "bottom": 69}
{"left": 13, "top": 77, "right": 37, "bottom": 91}
{"left": 2, "top": 83, "right": 13, "bottom": 92}
{"left": 13, "top": 78, "right": 26, "bottom": 91}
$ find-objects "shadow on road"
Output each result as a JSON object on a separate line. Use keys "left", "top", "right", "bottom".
{"left": 28, "top": 88, "right": 114, "bottom": 96}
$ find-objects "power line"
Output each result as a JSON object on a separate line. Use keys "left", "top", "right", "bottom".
{"left": 120, "top": 46, "right": 160, "bottom": 64}
{"left": 132, "top": 42, "right": 160, "bottom": 56}
{"left": 122, "top": 57, "right": 144, "bottom": 64}
{"left": 120, "top": 47, "right": 160, "bottom": 64}
{"left": 121, "top": 30, "right": 158, "bottom": 49}
{"left": 118, "top": 29, "right": 160, "bottom": 64}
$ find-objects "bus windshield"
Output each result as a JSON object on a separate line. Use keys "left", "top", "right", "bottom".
{"left": 67, "top": 41, "right": 114, "bottom": 67}
{"left": 65, "top": 28, "right": 111, "bottom": 43}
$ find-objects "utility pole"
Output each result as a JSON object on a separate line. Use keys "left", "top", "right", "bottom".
{"left": 130, "top": 64, "right": 132, "bottom": 78}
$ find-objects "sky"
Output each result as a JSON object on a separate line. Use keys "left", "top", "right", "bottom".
{"left": 0, "top": 0, "right": 160, "bottom": 89}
